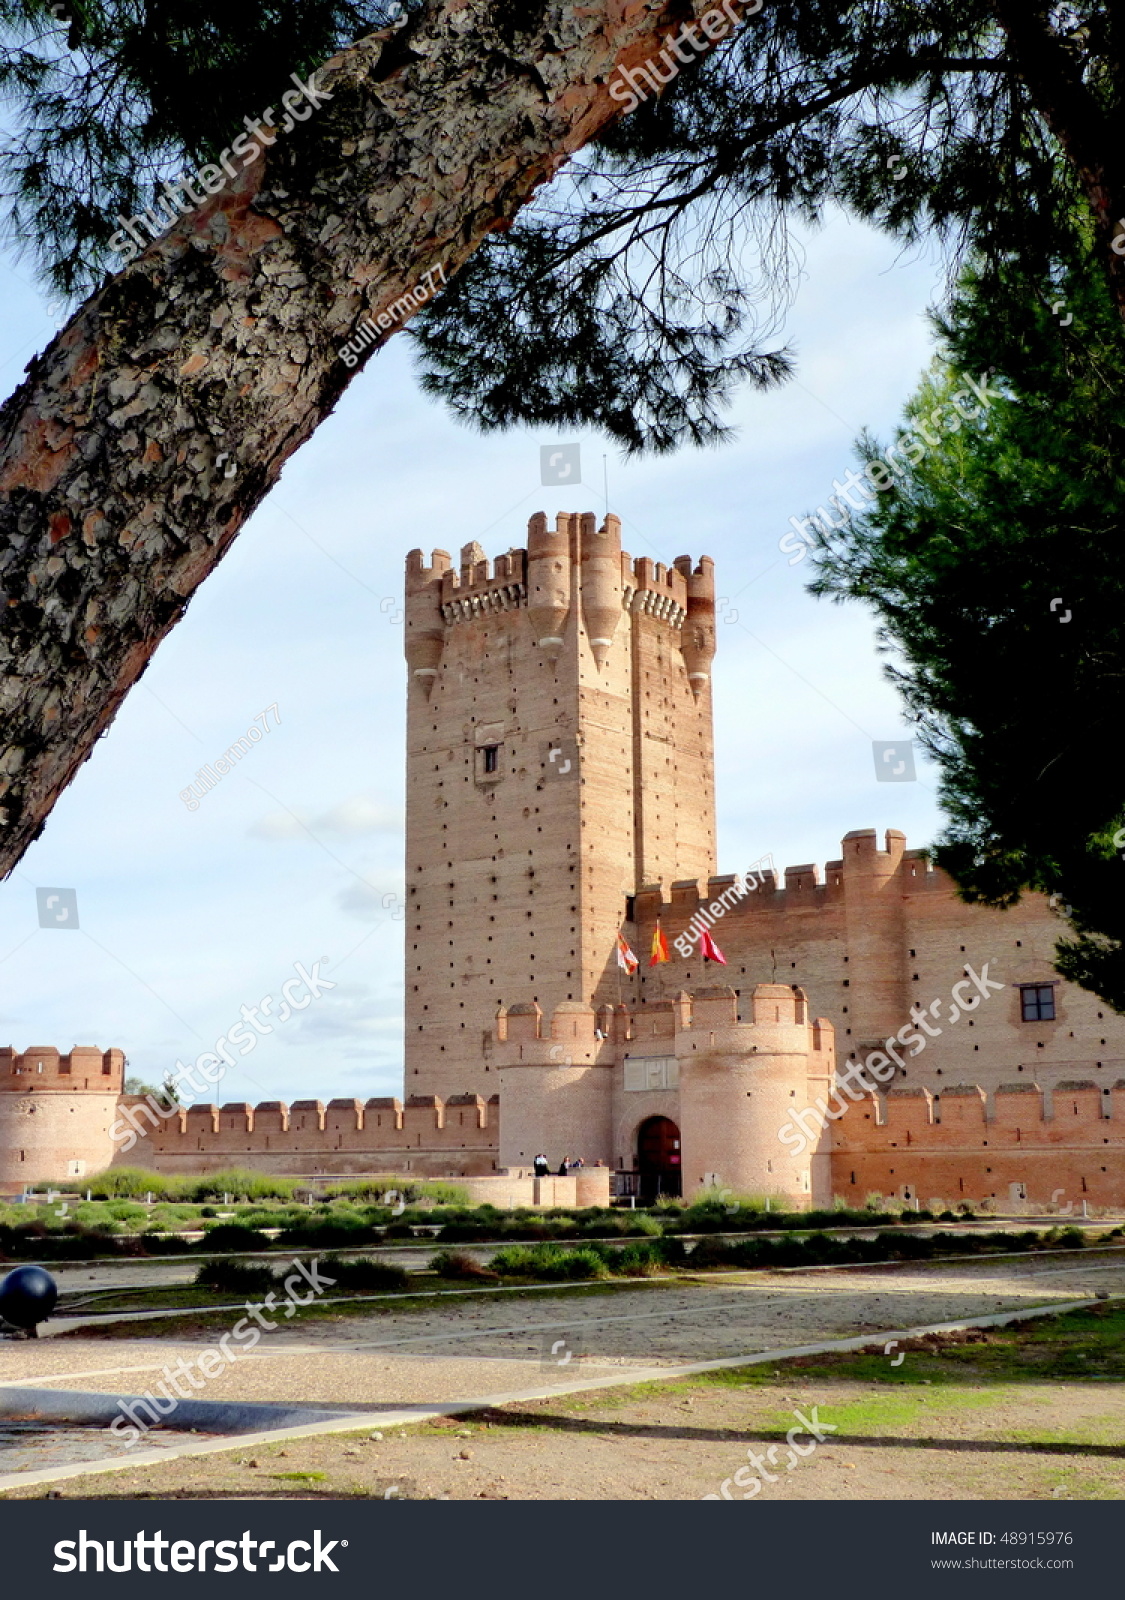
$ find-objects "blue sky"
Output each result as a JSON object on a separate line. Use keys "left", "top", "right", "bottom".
{"left": 0, "top": 203, "right": 949, "bottom": 1106}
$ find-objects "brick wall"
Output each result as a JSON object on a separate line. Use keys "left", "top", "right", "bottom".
{"left": 830, "top": 1081, "right": 1125, "bottom": 1208}
{"left": 633, "top": 829, "right": 1125, "bottom": 1101}
{"left": 0, "top": 1047, "right": 125, "bottom": 1191}
{"left": 111, "top": 1092, "right": 501, "bottom": 1178}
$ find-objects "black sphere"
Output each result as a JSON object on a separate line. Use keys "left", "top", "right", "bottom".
{"left": 0, "top": 1265, "right": 58, "bottom": 1328}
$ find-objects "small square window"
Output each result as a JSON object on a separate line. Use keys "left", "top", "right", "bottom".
{"left": 1019, "top": 983, "right": 1056, "bottom": 1022}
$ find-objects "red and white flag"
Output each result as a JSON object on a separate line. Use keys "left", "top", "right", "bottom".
{"left": 616, "top": 933, "right": 639, "bottom": 974}
{"left": 699, "top": 927, "right": 727, "bottom": 965}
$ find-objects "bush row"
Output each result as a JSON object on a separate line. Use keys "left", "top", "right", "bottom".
{"left": 194, "top": 1255, "right": 408, "bottom": 1296}
{"left": 486, "top": 1226, "right": 1102, "bottom": 1281}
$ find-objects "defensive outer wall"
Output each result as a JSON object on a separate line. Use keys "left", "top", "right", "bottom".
{"left": 5, "top": 1018, "right": 1125, "bottom": 1212}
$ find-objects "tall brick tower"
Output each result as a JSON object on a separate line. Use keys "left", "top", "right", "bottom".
{"left": 404, "top": 512, "right": 717, "bottom": 1101}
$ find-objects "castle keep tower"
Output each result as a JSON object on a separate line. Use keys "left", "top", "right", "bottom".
{"left": 404, "top": 513, "right": 717, "bottom": 1101}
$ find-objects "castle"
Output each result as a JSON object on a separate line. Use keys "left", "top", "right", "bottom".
{"left": 5, "top": 513, "right": 1125, "bottom": 1209}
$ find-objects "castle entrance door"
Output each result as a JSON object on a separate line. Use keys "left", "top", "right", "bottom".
{"left": 637, "top": 1116, "right": 681, "bottom": 1202}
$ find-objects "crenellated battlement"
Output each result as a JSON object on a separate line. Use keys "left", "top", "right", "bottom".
{"left": 404, "top": 518, "right": 715, "bottom": 684}
{"left": 0, "top": 1045, "right": 124, "bottom": 1094}
{"left": 830, "top": 1080, "right": 1125, "bottom": 1207}
{"left": 112, "top": 1092, "right": 501, "bottom": 1180}
{"left": 635, "top": 830, "right": 955, "bottom": 927}
{"left": 438, "top": 542, "right": 528, "bottom": 623}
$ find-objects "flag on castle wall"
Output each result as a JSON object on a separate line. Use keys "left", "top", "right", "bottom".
{"left": 699, "top": 927, "right": 727, "bottom": 965}
{"left": 616, "top": 933, "right": 639, "bottom": 974}
{"left": 649, "top": 923, "right": 670, "bottom": 965}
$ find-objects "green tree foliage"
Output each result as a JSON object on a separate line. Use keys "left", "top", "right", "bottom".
{"left": 0, "top": 0, "right": 399, "bottom": 298}
{"left": 808, "top": 256, "right": 1125, "bottom": 1010}
{"left": 415, "top": 1, "right": 1125, "bottom": 449}
{"left": 4, "top": 3, "right": 1125, "bottom": 448}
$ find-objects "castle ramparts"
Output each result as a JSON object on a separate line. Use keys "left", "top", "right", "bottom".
{"left": 632, "top": 829, "right": 1121, "bottom": 1105}
{"left": 110, "top": 1092, "right": 501, "bottom": 1179}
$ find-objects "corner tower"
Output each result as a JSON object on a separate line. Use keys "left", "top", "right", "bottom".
{"left": 0, "top": 1046, "right": 125, "bottom": 1192}
{"left": 404, "top": 513, "right": 718, "bottom": 1101}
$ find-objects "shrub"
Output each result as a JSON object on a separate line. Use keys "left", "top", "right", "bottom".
{"left": 429, "top": 1250, "right": 499, "bottom": 1281}
{"left": 489, "top": 1242, "right": 610, "bottom": 1281}
{"left": 319, "top": 1256, "right": 408, "bottom": 1292}
{"left": 85, "top": 1168, "right": 171, "bottom": 1199}
{"left": 196, "top": 1260, "right": 279, "bottom": 1295}
{"left": 190, "top": 1171, "right": 299, "bottom": 1202}
{"left": 199, "top": 1223, "right": 269, "bottom": 1252}
{"left": 608, "top": 1241, "right": 665, "bottom": 1276}
{"left": 275, "top": 1219, "right": 378, "bottom": 1250}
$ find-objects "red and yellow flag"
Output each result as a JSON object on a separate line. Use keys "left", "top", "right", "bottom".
{"left": 616, "top": 933, "right": 639, "bottom": 974}
{"left": 649, "top": 922, "right": 670, "bottom": 966}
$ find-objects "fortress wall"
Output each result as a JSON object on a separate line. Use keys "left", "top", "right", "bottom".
{"left": 0, "top": 1046, "right": 125, "bottom": 1094}
{"left": 634, "top": 830, "right": 1125, "bottom": 1099}
{"left": 109, "top": 1094, "right": 500, "bottom": 1179}
{"left": 829, "top": 1082, "right": 1125, "bottom": 1208}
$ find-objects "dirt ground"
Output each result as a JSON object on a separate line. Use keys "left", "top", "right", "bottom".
{"left": 5, "top": 1371, "right": 1120, "bottom": 1503}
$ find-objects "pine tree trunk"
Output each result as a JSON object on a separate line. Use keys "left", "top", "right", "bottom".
{"left": 0, "top": 0, "right": 745, "bottom": 874}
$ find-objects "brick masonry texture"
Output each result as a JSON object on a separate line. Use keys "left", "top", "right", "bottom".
{"left": 0, "top": 1047, "right": 123, "bottom": 1191}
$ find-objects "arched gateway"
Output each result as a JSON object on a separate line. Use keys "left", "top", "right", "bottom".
{"left": 636, "top": 1115, "right": 682, "bottom": 1201}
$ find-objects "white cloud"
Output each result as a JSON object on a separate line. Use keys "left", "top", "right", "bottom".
{"left": 250, "top": 795, "right": 402, "bottom": 841}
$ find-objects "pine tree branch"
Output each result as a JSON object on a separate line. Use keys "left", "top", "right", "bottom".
{"left": 0, "top": 0, "right": 754, "bottom": 874}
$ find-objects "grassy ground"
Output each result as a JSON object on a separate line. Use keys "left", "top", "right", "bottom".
{"left": 9, "top": 1302, "right": 1123, "bottom": 1502}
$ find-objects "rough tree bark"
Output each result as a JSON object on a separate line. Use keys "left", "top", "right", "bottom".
{"left": 0, "top": 0, "right": 752, "bottom": 876}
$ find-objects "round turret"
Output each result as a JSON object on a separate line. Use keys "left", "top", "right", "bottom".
{"left": 678, "top": 555, "right": 716, "bottom": 701}
{"left": 580, "top": 512, "right": 623, "bottom": 670}
{"left": 526, "top": 512, "right": 572, "bottom": 659}
{"left": 404, "top": 548, "right": 450, "bottom": 698}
